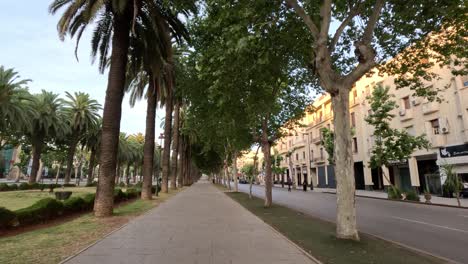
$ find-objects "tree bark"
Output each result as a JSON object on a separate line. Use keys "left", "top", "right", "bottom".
{"left": 94, "top": 10, "right": 131, "bottom": 217}
{"left": 64, "top": 136, "right": 78, "bottom": 184}
{"left": 225, "top": 160, "right": 231, "bottom": 190}
{"left": 87, "top": 150, "right": 96, "bottom": 185}
{"left": 232, "top": 151, "right": 238, "bottom": 192}
{"left": 141, "top": 81, "right": 157, "bottom": 200}
{"left": 261, "top": 119, "right": 273, "bottom": 207}
{"left": 177, "top": 134, "right": 184, "bottom": 187}
{"left": 29, "top": 140, "right": 43, "bottom": 184}
{"left": 332, "top": 89, "right": 359, "bottom": 240}
{"left": 170, "top": 100, "right": 180, "bottom": 189}
{"left": 161, "top": 90, "right": 173, "bottom": 193}
{"left": 55, "top": 164, "right": 61, "bottom": 185}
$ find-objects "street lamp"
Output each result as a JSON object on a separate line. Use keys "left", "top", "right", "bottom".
{"left": 156, "top": 133, "right": 164, "bottom": 197}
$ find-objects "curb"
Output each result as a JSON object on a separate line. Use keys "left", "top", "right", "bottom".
{"left": 220, "top": 190, "right": 322, "bottom": 264}
{"left": 270, "top": 185, "right": 468, "bottom": 210}
{"left": 60, "top": 188, "right": 188, "bottom": 264}
{"left": 240, "top": 189, "right": 458, "bottom": 264}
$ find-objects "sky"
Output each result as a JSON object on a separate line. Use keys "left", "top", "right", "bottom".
{"left": 0, "top": 1, "right": 163, "bottom": 136}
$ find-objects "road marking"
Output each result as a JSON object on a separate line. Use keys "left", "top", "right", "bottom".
{"left": 392, "top": 216, "right": 468, "bottom": 234}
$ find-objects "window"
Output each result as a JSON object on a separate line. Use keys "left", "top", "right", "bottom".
{"left": 353, "top": 138, "right": 358, "bottom": 153}
{"left": 320, "top": 148, "right": 324, "bottom": 159}
{"left": 310, "top": 150, "right": 314, "bottom": 160}
{"left": 296, "top": 153, "right": 299, "bottom": 161}
{"left": 319, "top": 111, "right": 323, "bottom": 121}
{"left": 431, "top": 119, "right": 440, "bottom": 135}
{"left": 365, "top": 85, "right": 370, "bottom": 96}
{"left": 402, "top": 96, "right": 411, "bottom": 109}
{"left": 350, "top": 112, "right": 356, "bottom": 128}
{"left": 303, "top": 151, "right": 305, "bottom": 159}
{"left": 327, "top": 124, "right": 331, "bottom": 130}
{"left": 289, "top": 141, "right": 292, "bottom": 147}
{"left": 353, "top": 89, "right": 358, "bottom": 104}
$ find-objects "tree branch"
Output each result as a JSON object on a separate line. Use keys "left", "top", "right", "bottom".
{"left": 330, "top": 3, "right": 363, "bottom": 51}
{"left": 362, "top": 0, "right": 385, "bottom": 44}
{"left": 319, "top": 0, "right": 332, "bottom": 43}
{"left": 286, "top": 0, "right": 319, "bottom": 39}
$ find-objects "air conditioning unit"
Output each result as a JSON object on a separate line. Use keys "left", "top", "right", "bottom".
{"left": 399, "top": 109, "right": 406, "bottom": 116}
{"left": 439, "top": 118, "right": 450, "bottom": 134}
{"left": 411, "top": 99, "right": 420, "bottom": 106}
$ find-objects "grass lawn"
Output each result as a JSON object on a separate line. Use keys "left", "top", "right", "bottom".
{"left": 0, "top": 189, "right": 182, "bottom": 264}
{"left": 0, "top": 187, "right": 96, "bottom": 210}
{"left": 226, "top": 191, "right": 443, "bottom": 264}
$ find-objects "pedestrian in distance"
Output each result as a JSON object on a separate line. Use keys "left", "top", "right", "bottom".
{"left": 287, "top": 177, "right": 292, "bottom": 192}
{"left": 281, "top": 179, "right": 284, "bottom": 188}
{"left": 303, "top": 179, "right": 307, "bottom": 192}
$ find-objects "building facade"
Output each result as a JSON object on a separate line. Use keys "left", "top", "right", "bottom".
{"left": 275, "top": 65, "right": 468, "bottom": 193}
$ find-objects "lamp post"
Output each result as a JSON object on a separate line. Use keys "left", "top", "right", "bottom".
{"left": 157, "top": 133, "right": 164, "bottom": 197}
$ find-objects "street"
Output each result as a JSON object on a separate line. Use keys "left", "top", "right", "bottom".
{"left": 238, "top": 184, "right": 468, "bottom": 264}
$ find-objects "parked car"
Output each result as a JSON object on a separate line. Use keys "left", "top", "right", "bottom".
{"left": 239, "top": 179, "right": 248, "bottom": 184}
{"left": 461, "top": 182, "right": 468, "bottom": 198}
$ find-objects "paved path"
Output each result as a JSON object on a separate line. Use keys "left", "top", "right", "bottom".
{"left": 64, "top": 178, "right": 316, "bottom": 264}
{"left": 240, "top": 184, "right": 468, "bottom": 264}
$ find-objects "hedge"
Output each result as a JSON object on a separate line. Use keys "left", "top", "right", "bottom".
{"left": 0, "top": 188, "right": 137, "bottom": 230}
{"left": 0, "top": 183, "right": 78, "bottom": 192}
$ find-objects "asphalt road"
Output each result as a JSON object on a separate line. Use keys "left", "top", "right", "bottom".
{"left": 238, "top": 184, "right": 468, "bottom": 264}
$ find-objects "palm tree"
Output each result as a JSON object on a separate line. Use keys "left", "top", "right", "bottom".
{"left": 82, "top": 118, "right": 102, "bottom": 185}
{"left": 27, "top": 91, "right": 68, "bottom": 183}
{"left": 63, "top": 92, "right": 101, "bottom": 184}
{"left": 0, "top": 66, "right": 34, "bottom": 146}
{"left": 50, "top": 0, "right": 195, "bottom": 216}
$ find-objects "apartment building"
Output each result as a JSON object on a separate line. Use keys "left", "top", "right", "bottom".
{"left": 275, "top": 66, "right": 468, "bottom": 194}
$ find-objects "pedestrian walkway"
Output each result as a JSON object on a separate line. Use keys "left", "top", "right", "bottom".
{"left": 64, "top": 178, "right": 316, "bottom": 264}
{"left": 273, "top": 184, "right": 468, "bottom": 207}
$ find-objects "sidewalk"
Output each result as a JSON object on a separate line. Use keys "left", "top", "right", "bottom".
{"left": 273, "top": 184, "right": 468, "bottom": 207}
{"left": 64, "top": 178, "right": 316, "bottom": 264}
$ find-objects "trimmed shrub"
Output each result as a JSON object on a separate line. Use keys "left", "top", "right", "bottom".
{"left": 134, "top": 182, "right": 143, "bottom": 188}
{"left": 29, "top": 183, "right": 41, "bottom": 190}
{"left": 151, "top": 185, "right": 161, "bottom": 194}
{"left": 0, "top": 207, "right": 17, "bottom": 228}
{"left": 16, "top": 198, "right": 64, "bottom": 225}
{"left": 0, "top": 183, "right": 10, "bottom": 192}
{"left": 387, "top": 186, "right": 401, "bottom": 200}
{"left": 63, "top": 197, "right": 85, "bottom": 213}
{"left": 405, "top": 190, "right": 421, "bottom": 202}
{"left": 118, "top": 182, "right": 126, "bottom": 188}
{"left": 62, "top": 184, "right": 76, "bottom": 187}
{"left": 18, "top": 182, "right": 30, "bottom": 190}
{"left": 113, "top": 189, "right": 125, "bottom": 202}
{"left": 85, "top": 181, "right": 97, "bottom": 187}
{"left": 39, "top": 184, "right": 46, "bottom": 191}
{"left": 81, "top": 193, "right": 96, "bottom": 210}
{"left": 125, "top": 188, "right": 139, "bottom": 199}
{"left": 9, "top": 184, "right": 18, "bottom": 190}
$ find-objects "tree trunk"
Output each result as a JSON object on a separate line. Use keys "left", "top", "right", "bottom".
{"left": 177, "top": 134, "right": 184, "bottom": 187}
{"left": 332, "top": 89, "right": 359, "bottom": 240}
{"left": 55, "top": 164, "right": 61, "bottom": 185}
{"left": 87, "top": 150, "right": 96, "bottom": 185}
{"left": 141, "top": 81, "right": 157, "bottom": 200}
{"left": 170, "top": 100, "right": 180, "bottom": 190}
{"left": 225, "top": 161, "right": 231, "bottom": 190}
{"left": 29, "top": 140, "right": 43, "bottom": 184}
{"left": 232, "top": 151, "right": 238, "bottom": 192}
{"left": 261, "top": 119, "right": 273, "bottom": 207}
{"left": 125, "top": 164, "right": 130, "bottom": 185}
{"left": 94, "top": 11, "right": 131, "bottom": 217}
{"left": 161, "top": 92, "right": 173, "bottom": 193}
{"left": 64, "top": 136, "right": 78, "bottom": 184}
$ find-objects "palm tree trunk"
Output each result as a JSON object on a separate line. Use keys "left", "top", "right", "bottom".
{"left": 94, "top": 10, "right": 132, "bottom": 217}
{"left": 87, "top": 150, "right": 96, "bottom": 185}
{"left": 161, "top": 90, "right": 173, "bottom": 193}
{"left": 177, "top": 134, "right": 184, "bottom": 187}
{"left": 29, "top": 140, "right": 43, "bottom": 184}
{"left": 125, "top": 164, "right": 130, "bottom": 185}
{"left": 170, "top": 100, "right": 180, "bottom": 189}
{"left": 141, "top": 80, "right": 157, "bottom": 200}
{"left": 65, "top": 136, "right": 78, "bottom": 184}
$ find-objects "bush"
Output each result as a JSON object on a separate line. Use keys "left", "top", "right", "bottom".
{"left": 16, "top": 198, "right": 64, "bottom": 225}
{"left": 0, "top": 183, "right": 10, "bottom": 192}
{"left": 85, "top": 181, "right": 97, "bottom": 187}
{"left": 62, "top": 184, "right": 76, "bottom": 187}
{"left": 134, "top": 182, "right": 143, "bottom": 188}
{"left": 29, "top": 183, "right": 41, "bottom": 189}
{"left": 113, "top": 188, "right": 125, "bottom": 202}
{"left": 81, "top": 193, "right": 96, "bottom": 210}
{"left": 125, "top": 188, "right": 140, "bottom": 199}
{"left": 119, "top": 182, "right": 126, "bottom": 188}
{"left": 9, "top": 184, "right": 18, "bottom": 190}
{"left": 151, "top": 185, "right": 161, "bottom": 194}
{"left": 63, "top": 197, "right": 85, "bottom": 213}
{"left": 39, "top": 184, "right": 46, "bottom": 191}
{"left": 405, "top": 189, "right": 421, "bottom": 202}
{"left": 387, "top": 186, "right": 401, "bottom": 200}
{"left": 0, "top": 207, "right": 17, "bottom": 228}
{"left": 18, "top": 182, "right": 30, "bottom": 190}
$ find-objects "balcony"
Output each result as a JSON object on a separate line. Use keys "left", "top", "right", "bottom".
{"left": 422, "top": 102, "right": 439, "bottom": 115}
{"left": 311, "top": 136, "right": 321, "bottom": 144}
{"left": 431, "top": 134, "right": 447, "bottom": 148}
{"left": 399, "top": 108, "right": 414, "bottom": 122}
{"left": 312, "top": 157, "right": 326, "bottom": 164}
